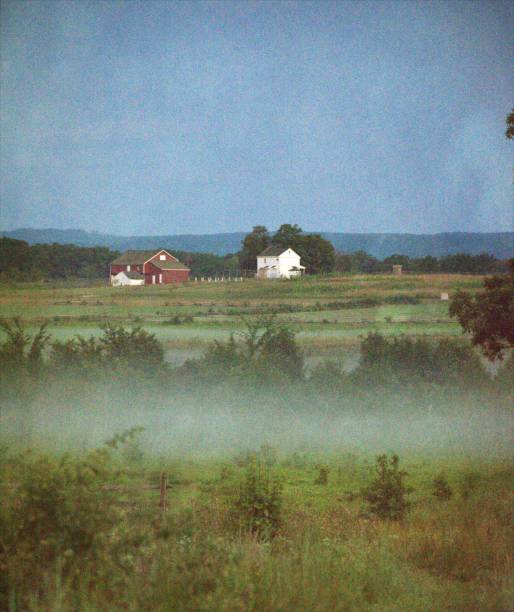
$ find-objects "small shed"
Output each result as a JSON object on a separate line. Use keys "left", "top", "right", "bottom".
{"left": 111, "top": 271, "right": 144, "bottom": 286}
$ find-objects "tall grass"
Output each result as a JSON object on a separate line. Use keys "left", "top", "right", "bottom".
{"left": 1, "top": 445, "right": 510, "bottom": 611}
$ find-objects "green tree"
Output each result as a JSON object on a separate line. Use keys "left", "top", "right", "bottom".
{"left": 271, "top": 225, "right": 335, "bottom": 274}
{"left": 299, "top": 233, "right": 335, "bottom": 274}
{"left": 239, "top": 226, "right": 270, "bottom": 272}
{"left": 449, "top": 264, "right": 514, "bottom": 360}
{"left": 334, "top": 252, "right": 353, "bottom": 273}
{"left": 271, "top": 223, "right": 304, "bottom": 251}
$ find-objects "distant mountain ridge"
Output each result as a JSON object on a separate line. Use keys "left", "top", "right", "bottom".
{"left": 1, "top": 228, "right": 512, "bottom": 259}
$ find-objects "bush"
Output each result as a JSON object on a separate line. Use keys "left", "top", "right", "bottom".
{"left": 356, "top": 333, "right": 488, "bottom": 387}
{"left": 49, "top": 323, "right": 168, "bottom": 378}
{"left": 362, "top": 454, "right": 412, "bottom": 520}
{"left": 309, "top": 360, "right": 346, "bottom": 392}
{"left": 229, "top": 461, "right": 282, "bottom": 539}
{"left": 431, "top": 474, "right": 453, "bottom": 501}
{"left": 180, "top": 317, "right": 304, "bottom": 385}
{"left": 315, "top": 466, "right": 329, "bottom": 485}
{"left": 0, "top": 449, "right": 119, "bottom": 608}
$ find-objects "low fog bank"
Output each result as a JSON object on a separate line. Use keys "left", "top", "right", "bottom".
{"left": 3, "top": 384, "right": 511, "bottom": 460}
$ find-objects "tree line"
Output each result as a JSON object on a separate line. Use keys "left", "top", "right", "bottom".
{"left": 239, "top": 224, "right": 507, "bottom": 275}
{"left": 0, "top": 237, "right": 119, "bottom": 282}
{"left": 0, "top": 238, "right": 241, "bottom": 282}
{"left": 0, "top": 233, "right": 508, "bottom": 282}
{"left": 334, "top": 250, "right": 507, "bottom": 275}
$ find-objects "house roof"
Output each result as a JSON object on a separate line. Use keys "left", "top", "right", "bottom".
{"left": 258, "top": 245, "right": 290, "bottom": 257}
{"left": 151, "top": 259, "right": 190, "bottom": 271}
{"left": 111, "top": 250, "right": 161, "bottom": 265}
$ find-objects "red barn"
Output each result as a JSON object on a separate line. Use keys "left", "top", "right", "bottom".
{"left": 110, "top": 250, "right": 190, "bottom": 285}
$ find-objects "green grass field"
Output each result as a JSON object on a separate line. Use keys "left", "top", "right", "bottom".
{"left": 2, "top": 441, "right": 511, "bottom": 611}
{"left": 0, "top": 274, "right": 481, "bottom": 362}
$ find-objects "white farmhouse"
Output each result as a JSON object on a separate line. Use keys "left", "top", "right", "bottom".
{"left": 256, "top": 246, "right": 305, "bottom": 279}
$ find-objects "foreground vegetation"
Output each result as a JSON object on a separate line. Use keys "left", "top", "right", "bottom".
{"left": 1, "top": 270, "right": 511, "bottom": 610}
{"left": 1, "top": 435, "right": 511, "bottom": 611}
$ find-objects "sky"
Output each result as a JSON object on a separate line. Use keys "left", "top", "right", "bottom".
{"left": 1, "top": 0, "right": 512, "bottom": 236}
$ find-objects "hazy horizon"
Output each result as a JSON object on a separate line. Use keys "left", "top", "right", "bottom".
{"left": 2, "top": 226, "right": 514, "bottom": 238}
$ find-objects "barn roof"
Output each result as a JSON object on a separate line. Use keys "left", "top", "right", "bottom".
{"left": 111, "top": 250, "right": 160, "bottom": 264}
{"left": 151, "top": 259, "right": 190, "bottom": 271}
{"left": 258, "top": 246, "right": 289, "bottom": 257}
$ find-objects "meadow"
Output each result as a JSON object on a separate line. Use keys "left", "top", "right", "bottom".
{"left": 0, "top": 273, "right": 511, "bottom": 611}
{"left": 0, "top": 273, "right": 483, "bottom": 367}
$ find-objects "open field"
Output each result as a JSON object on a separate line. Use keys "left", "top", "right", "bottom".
{"left": 0, "top": 274, "right": 484, "bottom": 366}
{"left": 1, "top": 440, "right": 511, "bottom": 611}
{"left": 1, "top": 272, "right": 512, "bottom": 610}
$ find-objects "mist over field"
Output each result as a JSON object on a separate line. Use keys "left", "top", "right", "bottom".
{"left": 3, "top": 376, "right": 510, "bottom": 461}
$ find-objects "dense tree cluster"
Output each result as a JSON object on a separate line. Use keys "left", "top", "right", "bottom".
{"left": 239, "top": 224, "right": 335, "bottom": 274}
{"left": 0, "top": 237, "right": 119, "bottom": 281}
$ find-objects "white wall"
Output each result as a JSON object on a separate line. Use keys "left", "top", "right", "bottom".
{"left": 277, "top": 249, "right": 302, "bottom": 278}
{"left": 256, "top": 249, "right": 303, "bottom": 279}
{"left": 111, "top": 272, "right": 144, "bottom": 286}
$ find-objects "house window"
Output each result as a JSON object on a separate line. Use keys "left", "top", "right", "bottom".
{"left": 152, "top": 275, "right": 156, "bottom": 284}
{"left": 159, "top": 274, "right": 163, "bottom": 283}
{"left": 160, "top": 254, "right": 166, "bottom": 260}
{"left": 127, "top": 264, "right": 131, "bottom": 271}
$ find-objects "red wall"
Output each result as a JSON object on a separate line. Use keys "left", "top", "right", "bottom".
{"left": 143, "top": 261, "right": 189, "bottom": 284}
{"left": 163, "top": 269, "right": 189, "bottom": 283}
{"left": 144, "top": 262, "right": 162, "bottom": 284}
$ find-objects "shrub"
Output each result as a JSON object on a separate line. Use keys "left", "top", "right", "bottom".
{"left": 315, "top": 466, "right": 329, "bottom": 485}
{"left": 356, "top": 332, "right": 488, "bottom": 387}
{"left": 309, "top": 360, "right": 346, "bottom": 392}
{"left": 431, "top": 474, "right": 452, "bottom": 501}
{"left": 230, "top": 460, "right": 282, "bottom": 539}
{"left": 49, "top": 323, "right": 168, "bottom": 378}
{"left": 180, "top": 317, "right": 304, "bottom": 385}
{"left": 362, "top": 454, "right": 412, "bottom": 520}
{"left": 0, "top": 449, "right": 120, "bottom": 608}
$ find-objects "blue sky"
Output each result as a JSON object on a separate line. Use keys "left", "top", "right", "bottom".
{"left": 1, "top": 0, "right": 512, "bottom": 235}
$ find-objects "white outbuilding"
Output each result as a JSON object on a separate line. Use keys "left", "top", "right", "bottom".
{"left": 111, "top": 270, "right": 145, "bottom": 286}
{"left": 256, "top": 246, "right": 305, "bottom": 279}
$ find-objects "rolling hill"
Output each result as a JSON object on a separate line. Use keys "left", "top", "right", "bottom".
{"left": 1, "top": 228, "right": 512, "bottom": 259}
